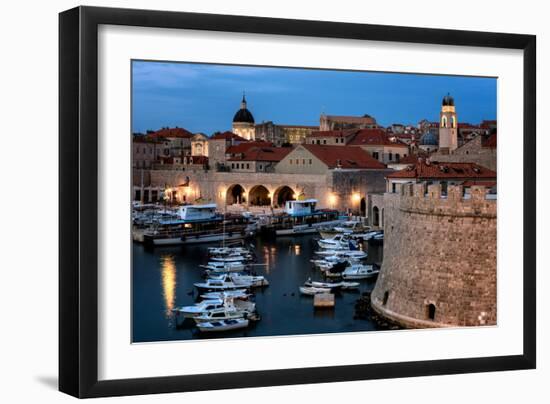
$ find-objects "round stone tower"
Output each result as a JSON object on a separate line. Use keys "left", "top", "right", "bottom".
{"left": 371, "top": 182, "right": 496, "bottom": 328}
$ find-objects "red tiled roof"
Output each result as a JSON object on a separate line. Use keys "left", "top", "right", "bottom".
{"left": 301, "top": 144, "right": 386, "bottom": 169}
{"left": 210, "top": 131, "right": 246, "bottom": 141}
{"left": 226, "top": 141, "right": 274, "bottom": 154}
{"left": 482, "top": 133, "right": 497, "bottom": 148}
{"left": 348, "top": 129, "right": 408, "bottom": 148}
{"left": 462, "top": 180, "right": 497, "bottom": 187}
{"left": 323, "top": 115, "right": 376, "bottom": 123}
{"left": 148, "top": 127, "right": 193, "bottom": 139}
{"left": 387, "top": 160, "right": 496, "bottom": 179}
{"left": 228, "top": 146, "right": 293, "bottom": 162}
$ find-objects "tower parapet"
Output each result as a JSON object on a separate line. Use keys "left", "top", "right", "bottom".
{"left": 372, "top": 182, "right": 496, "bottom": 328}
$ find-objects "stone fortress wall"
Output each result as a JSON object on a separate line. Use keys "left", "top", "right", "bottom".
{"left": 371, "top": 182, "right": 497, "bottom": 328}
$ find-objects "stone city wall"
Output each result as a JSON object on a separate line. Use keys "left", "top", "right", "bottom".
{"left": 371, "top": 183, "right": 497, "bottom": 328}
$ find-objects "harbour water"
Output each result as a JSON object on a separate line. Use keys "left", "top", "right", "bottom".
{"left": 132, "top": 235, "right": 384, "bottom": 343}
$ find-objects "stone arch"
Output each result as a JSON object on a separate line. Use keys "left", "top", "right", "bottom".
{"left": 426, "top": 303, "right": 436, "bottom": 321}
{"left": 372, "top": 206, "right": 380, "bottom": 227}
{"left": 226, "top": 184, "right": 246, "bottom": 205}
{"left": 249, "top": 185, "right": 271, "bottom": 206}
{"left": 360, "top": 197, "right": 367, "bottom": 217}
{"left": 273, "top": 185, "right": 295, "bottom": 208}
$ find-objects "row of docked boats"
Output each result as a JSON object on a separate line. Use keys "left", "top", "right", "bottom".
{"left": 132, "top": 199, "right": 352, "bottom": 246}
{"left": 173, "top": 244, "right": 268, "bottom": 333}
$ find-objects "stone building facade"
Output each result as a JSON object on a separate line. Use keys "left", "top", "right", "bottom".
{"left": 132, "top": 167, "right": 389, "bottom": 214}
{"left": 371, "top": 182, "right": 497, "bottom": 328}
{"left": 430, "top": 133, "right": 497, "bottom": 171}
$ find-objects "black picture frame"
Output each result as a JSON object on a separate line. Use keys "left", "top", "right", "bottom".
{"left": 59, "top": 6, "right": 536, "bottom": 398}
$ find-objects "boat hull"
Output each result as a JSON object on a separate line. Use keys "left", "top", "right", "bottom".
{"left": 145, "top": 231, "right": 251, "bottom": 246}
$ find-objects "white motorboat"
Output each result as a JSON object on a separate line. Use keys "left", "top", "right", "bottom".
{"left": 196, "top": 318, "right": 250, "bottom": 332}
{"left": 356, "top": 230, "right": 381, "bottom": 241}
{"left": 317, "top": 235, "right": 358, "bottom": 250}
{"left": 194, "top": 277, "right": 252, "bottom": 292}
{"left": 306, "top": 280, "right": 360, "bottom": 290}
{"left": 172, "top": 299, "right": 224, "bottom": 318}
{"left": 210, "top": 254, "right": 251, "bottom": 263}
{"left": 299, "top": 286, "right": 331, "bottom": 296}
{"left": 193, "top": 298, "right": 257, "bottom": 323}
{"left": 318, "top": 221, "right": 369, "bottom": 239}
{"left": 315, "top": 250, "right": 368, "bottom": 259}
{"left": 270, "top": 199, "right": 343, "bottom": 236}
{"left": 200, "top": 289, "right": 250, "bottom": 300}
{"left": 208, "top": 273, "right": 269, "bottom": 288}
{"left": 200, "top": 261, "right": 246, "bottom": 273}
{"left": 341, "top": 264, "right": 380, "bottom": 280}
{"left": 208, "top": 246, "right": 251, "bottom": 256}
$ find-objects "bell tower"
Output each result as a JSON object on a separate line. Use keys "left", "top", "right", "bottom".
{"left": 438, "top": 93, "right": 458, "bottom": 154}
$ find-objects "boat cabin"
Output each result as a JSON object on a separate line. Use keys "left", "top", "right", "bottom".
{"left": 285, "top": 199, "right": 318, "bottom": 216}
{"left": 177, "top": 204, "right": 218, "bottom": 221}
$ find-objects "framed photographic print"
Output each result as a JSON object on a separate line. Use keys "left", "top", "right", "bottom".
{"left": 59, "top": 6, "right": 536, "bottom": 398}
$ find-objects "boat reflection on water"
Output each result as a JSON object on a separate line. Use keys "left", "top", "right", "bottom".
{"left": 160, "top": 254, "right": 176, "bottom": 318}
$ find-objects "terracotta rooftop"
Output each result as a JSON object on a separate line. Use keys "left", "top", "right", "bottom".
{"left": 226, "top": 141, "right": 274, "bottom": 154}
{"left": 348, "top": 129, "right": 408, "bottom": 148}
{"left": 301, "top": 144, "right": 386, "bottom": 169}
{"left": 387, "top": 160, "right": 496, "bottom": 179}
{"left": 210, "top": 131, "right": 247, "bottom": 141}
{"left": 148, "top": 127, "right": 193, "bottom": 139}
{"left": 228, "top": 146, "right": 293, "bottom": 162}
{"left": 482, "top": 133, "right": 497, "bottom": 148}
{"left": 462, "top": 180, "right": 497, "bottom": 188}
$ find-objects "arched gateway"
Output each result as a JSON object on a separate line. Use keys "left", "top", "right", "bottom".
{"left": 248, "top": 185, "right": 271, "bottom": 206}
{"left": 273, "top": 185, "right": 295, "bottom": 208}
{"left": 226, "top": 184, "right": 246, "bottom": 205}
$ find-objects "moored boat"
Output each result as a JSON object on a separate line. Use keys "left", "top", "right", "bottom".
{"left": 172, "top": 299, "right": 224, "bottom": 318}
{"left": 196, "top": 318, "right": 250, "bottom": 332}
{"left": 142, "top": 204, "right": 256, "bottom": 246}
{"left": 341, "top": 264, "right": 380, "bottom": 280}
{"left": 299, "top": 286, "right": 331, "bottom": 295}
{"left": 269, "top": 199, "right": 343, "bottom": 236}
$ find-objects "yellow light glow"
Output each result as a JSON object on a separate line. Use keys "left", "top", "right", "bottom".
{"left": 328, "top": 193, "right": 337, "bottom": 205}
{"left": 160, "top": 254, "right": 176, "bottom": 317}
{"left": 352, "top": 193, "right": 361, "bottom": 202}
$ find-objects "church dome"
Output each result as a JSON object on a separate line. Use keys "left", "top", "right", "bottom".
{"left": 233, "top": 94, "right": 255, "bottom": 124}
{"left": 420, "top": 132, "right": 438, "bottom": 146}
{"left": 442, "top": 93, "right": 455, "bottom": 106}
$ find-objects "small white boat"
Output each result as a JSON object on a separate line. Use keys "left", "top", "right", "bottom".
{"left": 194, "top": 277, "right": 252, "bottom": 292}
{"left": 196, "top": 318, "right": 249, "bottom": 332}
{"left": 314, "top": 249, "right": 367, "bottom": 259}
{"left": 208, "top": 273, "right": 269, "bottom": 288}
{"left": 299, "top": 286, "right": 331, "bottom": 296}
{"left": 172, "top": 299, "right": 224, "bottom": 318}
{"left": 306, "top": 280, "right": 360, "bottom": 290}
{"left": 317, "top": 235, "right": 358, "bottom": 250}
{"left": 200, "top": 261, "right": 246, "bottom": 273}
{"left": 341, "top": 264, "right": 380, "bottom": 280}
{"left": 210, "top": 255, "right": 250, "bottom": 262}
{"left": 318, "top": 221, "right": 369, "bottom": 239}
{"left": 356, "top": 230, "right": 381, "bottom": 241}
{"left": 193, "top": 298, "right": 257, "bottom": 323}
{"left": 208, "top": 246, "right": 250, "bottom": 256}
{"left": 307, "top": 280, "right": 342, "bottom": 289}
{"left": 200, "top": 289, "right": 250, "bottom": 300}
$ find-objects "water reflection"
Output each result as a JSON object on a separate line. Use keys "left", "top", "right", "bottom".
{"left": 160, "top": 254, "right": 176, "bottom": 317}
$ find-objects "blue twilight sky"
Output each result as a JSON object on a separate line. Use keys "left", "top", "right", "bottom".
{"left": 132, "top": 61, "right": 497, "bottom": 135}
